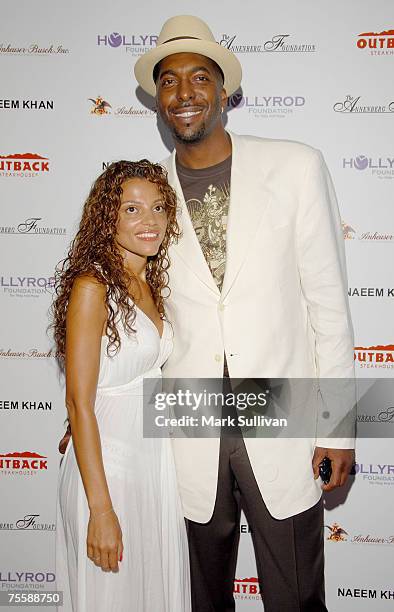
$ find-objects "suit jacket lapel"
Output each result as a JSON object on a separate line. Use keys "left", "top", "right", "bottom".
{"left": 165, "top": 153, "right": 220, "bottom": 296}
{"left": 164, "top": 132, "right": 271, "bottom": 300}
{"left": 221, "top": 132, "right": 271, "bottom": 300}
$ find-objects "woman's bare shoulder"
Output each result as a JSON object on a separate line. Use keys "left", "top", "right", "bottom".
{"left": 68, "top": 274, "right": 107, "bottom": 318}
{"left": 70, "top": 273, "right": 106, "bottom": 299}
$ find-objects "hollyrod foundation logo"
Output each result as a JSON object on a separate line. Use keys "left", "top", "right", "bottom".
{"left": 234, "top": 577, "right": 261, "bottom": 600}
{"left": 0, "top": 217, "right": 66, "bottom": 236}
{"left": 356, "top": 29, "right": 394, "bottom": 55}
{"left": 352, "top": 462, "right": 394, "bottom": 486}
{"left": 0, "top": 452, "right": 48, "bottom": 476}
{"left": 0, "top": 569, "right": 55, "bottom": 590}
{"left": 0, "top": 514, "right": 55, "bottom": 531}
{"left": 88, "top": 95, "right": 155, "bottom": 118}
{"left": 0, "top": 275, "right": 55, "bottom": 298}
{"left": 227, "top": 93, "right": 305, "bottom": 119}
{"left": 0, "top": 154, "right": 50, "bottom": 178}
{"left": 97, "top": 32, "right": 157, "bottom": 56}
{"left": 220, "top": 33, "right": 316, "bottom": 53}
{"left": 334, "top": 95, "right": 394, "bottom": 114}
{"left": 0, "top": 42, "right": 69, "bottom": 55}
{"left": 354, "top": 344, "right": 394, "bottom": 369}
{"left": 342, "top": 155, "right": 394, "bottom": 179}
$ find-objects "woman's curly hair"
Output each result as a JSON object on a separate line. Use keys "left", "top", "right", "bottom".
{"left": 50, "top": 159, "right": 180, "bottom": 361}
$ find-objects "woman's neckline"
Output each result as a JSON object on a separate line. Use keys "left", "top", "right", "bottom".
{"left": 101, "top": 305, "right": 165, "bottom": 342}
{"left": 135, "top": 304, "right": 165, "bottom": 340}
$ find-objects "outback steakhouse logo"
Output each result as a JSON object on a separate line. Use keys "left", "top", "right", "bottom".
{"left": 357, "top": 29, "right": 394, "bottom": 51}
{"left": 234, "top": 577, "right": 261, "bottom": 599}
{"left": 354, "top": 344, "right": 394, "bottom": 368}
{"left": 0, "top": 153, "right": 49, "bottom": 176}
{"left": 0, "top": 451, "right": 48, "bottom": 471}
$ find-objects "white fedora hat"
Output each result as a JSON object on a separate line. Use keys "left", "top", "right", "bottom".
{"left": 134, "top": 15, "right": 242, "bottom": 97}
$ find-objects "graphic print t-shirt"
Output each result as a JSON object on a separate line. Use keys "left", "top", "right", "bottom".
{"left": 176, "top": 155, "right": 231, "bottom": 291}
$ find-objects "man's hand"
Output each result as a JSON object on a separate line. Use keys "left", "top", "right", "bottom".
{"left": 312, "top": 446, "right": 355, "bottom": 492}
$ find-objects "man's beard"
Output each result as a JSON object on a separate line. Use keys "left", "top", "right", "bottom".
{"left": 165, "top": 96, "right": 221, "bottom": 145}
{"left": 172, "top": 122, "right": 206, "bottom": 144}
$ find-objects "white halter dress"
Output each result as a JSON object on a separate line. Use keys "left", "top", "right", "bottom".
{"left": 56, "top": 307, "right": 191, "bottom": 611}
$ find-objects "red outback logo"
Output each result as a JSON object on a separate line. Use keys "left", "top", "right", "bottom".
{"left": 0, "top": 451, "right": 48, "bottom": 471}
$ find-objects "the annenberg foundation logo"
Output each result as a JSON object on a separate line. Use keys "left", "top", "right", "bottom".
{"left": 342, "top": 221, "right": 394, "bottom": 242}
{"left": 342, "top": 155, "right": 394, "bottom": 179}
{"left": 0, "top": 42, "right": 69, "bottom": 55}
{"left": 220, "top": 33, "right": 316, "bottom": 53}
{"left": 0, "top": 452, "right": 48, "bottom": 476}
{"left": 326, "top": 522, "right": 394, "bottom": 545}
{"left": 0, "top": 400, "right": 52, "bottom": 411}
{"left": 0, "top": 99, "right": 54, "bottom": 111}
{"left": 358, "top": 407, "right": 394, "bottom": 425}
{"left": 352, "top": 462, "right": 394, "bottom": 486}
{"left": 234, "top": 577, "right": 261, "bottom": 600}
{"left": 0, "top": 514, "right": 55, "bottom": 531}
{"left": 356, "top": 29, "right": 394, "bottom": 55}
{"left": 88, "top": 95, "right": 155, "bottom": 119}
{"left": 0, "top": 217, "right": 66, "bottom": 236}
{"left": 1, "top": 275, "right": 55, "bottom": 299}
{"left": 354, "top": 344, "right": 394, "bottom": 369}
{"left": 97, "top": 32, "right": 157, "bottom": 56}
{"left": 0, "top": 153, "right": 50, "bottom": 178}
{"left": 334, "top": 95, "right": 394, "bottom": 114}
{"left": 227, "top": 93, "right": 305, "bottom": 119}
{"left": 0, "top": 570, "right": 55, "bottom": 590}
{"left": 0, "top": 348, "right": 58, "bottom": 360}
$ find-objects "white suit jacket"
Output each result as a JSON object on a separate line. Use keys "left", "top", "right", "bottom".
{"left": 161, "top": 132, "right": 355, "bottom": 522}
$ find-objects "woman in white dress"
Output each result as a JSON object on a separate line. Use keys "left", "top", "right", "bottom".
{"left": 51, "top": 160, "right": 191, "bottom": 611}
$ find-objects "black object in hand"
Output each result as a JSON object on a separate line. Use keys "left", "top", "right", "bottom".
{"left": 319, "top": 457, "right": 332, "bottom": 484}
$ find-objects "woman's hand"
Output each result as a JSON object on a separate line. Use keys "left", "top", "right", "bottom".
{"left": 87, "top": 508, "right": 123, "bottom": 572}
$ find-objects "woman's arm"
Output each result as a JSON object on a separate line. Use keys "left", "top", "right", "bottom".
{"left": 65, "top": 275, "right": 123, "bottom": 572}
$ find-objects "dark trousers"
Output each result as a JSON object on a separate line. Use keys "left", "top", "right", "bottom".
{"left": 186, "top": 435, "right": 327, "bottom": 612}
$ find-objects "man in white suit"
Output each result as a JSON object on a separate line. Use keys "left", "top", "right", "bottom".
{"left": 135, "top": 14, "right": 356, "bottom": 612}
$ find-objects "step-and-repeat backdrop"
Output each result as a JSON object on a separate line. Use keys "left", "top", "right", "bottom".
{"left": 1, "top": 1, "right": 393, "bottom": 610}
